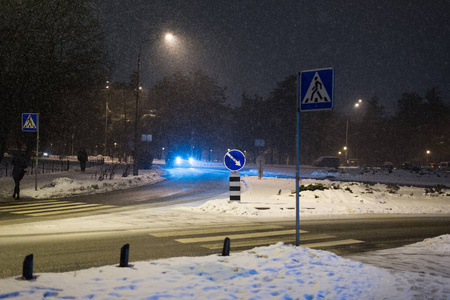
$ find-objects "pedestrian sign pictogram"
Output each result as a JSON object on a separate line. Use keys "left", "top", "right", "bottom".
{"left": 22, "top": 113, "right": 38, "bottom": 132}
{"left": 300, "top": 68, "right": 334, "bottom": 111}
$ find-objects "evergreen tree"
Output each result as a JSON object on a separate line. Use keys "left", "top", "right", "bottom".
{"left": 358, "top": 96, "right": 388, "bottom": 165}
{"left": 0, "top": 0, "right": 108, "bottom": 160}
{"left": 147, "top": 71, "right": 229, "bottom": 159}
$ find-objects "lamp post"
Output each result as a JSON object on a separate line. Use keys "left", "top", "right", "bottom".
{"left": 105, "top": 81, "right": 110, "bottom": 156}
{"left": 344, "top": 99, "right": 362, "bottom": 165}
{"left": 133, "top": 33, "right": 174, "bottom": 176}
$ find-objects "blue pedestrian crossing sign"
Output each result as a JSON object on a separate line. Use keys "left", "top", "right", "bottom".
{"left": 22, "top": 113, "right": 38, "bottom": 132}
{"left": 299, "top": 68, "right": 334, "bottom": 111}
{"left": 224, "top": 149, "right": 246, "bottom": 172}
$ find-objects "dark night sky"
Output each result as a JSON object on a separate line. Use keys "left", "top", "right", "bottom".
{"left": 94, "top": 0, "right": 450, "bottom": 113}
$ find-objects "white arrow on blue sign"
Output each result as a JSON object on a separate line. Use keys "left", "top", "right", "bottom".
{"left": 299, "top": 68, "right": 334, "bottom": 111}
{"left": 224, "top": 149, "right": 246, "bottom": 172}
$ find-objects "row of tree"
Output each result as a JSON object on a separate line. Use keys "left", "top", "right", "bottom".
{"left": 105, "top": 71, "right": 449, "bottom": 167}
{"left": 1, "top": 1, "right": 449, "bottom": 167}
{"left": 143, "top": 73, "right": 450, "bottom": 165}
{"left": 0, "top": 0, "right": 108, "bottom": 162}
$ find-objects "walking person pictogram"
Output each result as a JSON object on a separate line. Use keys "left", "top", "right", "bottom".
{"left": 306, "top": 76, "right": 329, "bottom": 103}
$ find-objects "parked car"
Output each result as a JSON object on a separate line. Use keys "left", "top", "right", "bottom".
{"left": 382, "top": 162, "right": 394, "bottom": 170}
{"left": 439, "top": 162, "right": 449, "bottom": 171}
{"left": 312, "top": 156, "right": 340, "bottom": 168}
{"left": 400, "top": 162, "right": 421, "bottom": 171}
{"left": 423, "top": 163, "right": 437, "bottom": 170}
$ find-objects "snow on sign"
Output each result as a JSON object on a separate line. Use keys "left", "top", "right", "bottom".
{"left": 300, "top": 68, "right": 334, "bottom": 111}
{"left": 224, "top": 149, "right": 246, "bottom": 172}
{"left": 22, "top": 113, "right": 38, "bottom": 132}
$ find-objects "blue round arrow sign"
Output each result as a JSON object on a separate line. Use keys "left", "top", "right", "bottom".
{"left": 224, "top": 149, "right": 246, "bottom": 171}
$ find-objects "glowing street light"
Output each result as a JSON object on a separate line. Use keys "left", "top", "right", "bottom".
{"left": 345, "top": 99, "right": 363, "bottom": 165}
{"left": 133, "top": 32, "right": 175, "bottom": 176}
{"left": 165, "top": 33, "right": 173, "bottom": 41}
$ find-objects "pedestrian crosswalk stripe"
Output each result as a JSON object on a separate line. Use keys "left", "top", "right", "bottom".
{"left": 201, "top": 233, "right": 336, "bottom": 250}
{"left": 0, "top": 202, "right": 91, "bottom": 212}
{"left": 151, "top": 225, "right": 288, "bottom": 237}
{"left": 0, "top": 200, "right": 116, "bottom": 217}
{"left": 175, "top": 229, "right": 302, "bottom": 244}
{"left": 0, "top": 200, "right": 69, "bottom": 211}
{"left": 26, "top": 205, "right": 116, "bottom": 217}
{"left": 150, "top": 224, "right": 365, "bottom": 251}
{"left": 11, "top": 203, "right": 103, "bottom": 214}
{"left": 301, "top": 239, "right": 364, "bottom": 248}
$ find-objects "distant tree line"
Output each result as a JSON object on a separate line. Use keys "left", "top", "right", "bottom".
{"left": 239, "top": 80, "right": 450, "bottom": 166}
{"left": 138, "top": 72, "right": 449, "bottom": 167}
{"left": 1, "top": 1, "right": 449, "bottom": 168}
{"left": 0, "top": 0, "right": 108, "bottom": 162}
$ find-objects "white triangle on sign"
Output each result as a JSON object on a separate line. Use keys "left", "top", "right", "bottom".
{"left": 23, "top": 115, "right": 37, "bottom": 129}
{"left": 302, "top": 72, "right": 331, "bottom": 104}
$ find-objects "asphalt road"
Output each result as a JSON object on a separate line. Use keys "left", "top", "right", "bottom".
{"left": 0, "top": 167, "right": 231, "bottom": 224}
{"left": 0, "top": 166, "right": 449, "bottom": 279}
{"left": 1, "top": 215, "right": 449, "bottom": 279}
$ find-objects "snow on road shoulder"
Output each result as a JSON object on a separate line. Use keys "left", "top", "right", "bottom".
{"left": 0, "top": 237, "right": 449, "bottom": 299}
{"left": 349, "top": 234, "right": 450, "bottom": 278}
{"left": 0, "top": 167, "right": 164, "bottom": 200}
{"left": 181, "top": 175, "right": 450, "bottom": 217}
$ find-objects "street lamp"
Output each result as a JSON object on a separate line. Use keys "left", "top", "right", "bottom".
{"left": 105, "top": 81, "right": 110, "bottom": 156}
{"left": 133, "top": 33, "right": 175, "bottom": 176}
{"left": 426, "top": 150, "right": 431, "bottom": 163}
{"left": 344, "top": 99, "right": 363, "bottom": 165}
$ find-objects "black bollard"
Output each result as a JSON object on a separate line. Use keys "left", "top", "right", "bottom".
{"left": 119, "top": 244, "right": 130, "bottom": 267}
{"left": 222, "top": 237, "right": 231, "bottom": 256}
{"left": 22, "top": 254, "right": 33, "bottom": 280}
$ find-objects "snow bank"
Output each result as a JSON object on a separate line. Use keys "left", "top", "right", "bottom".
{"left": 0, "top": 167, "right": 164, "bottom": 201}
{"left": 1, "top": 236, "right": 449, "bottom": 299}
{"left": 183, "top": 175, "right": 450, "bottom": 217}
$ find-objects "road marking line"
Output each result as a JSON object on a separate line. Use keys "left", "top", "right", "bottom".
{"left": 201, "top": 234, "right": 336, "bottom": 250}
{"left": 175, "top": 229, "right": 302, "bottom": 243}
{"left": 301, "top": 239, "right": 364, "bottom": 248}
{"left": 11, "top": 203, "right": 103, "bottom": 214}
{"left": 0, "top": 202, "right": 90, "bottom": 212}
{"left": 151, "top": 225, "right": 294, "bottom": 237}
{"left": 0, "top": 200, "right": 69, "bottom": 211}
{"left": 25, "top": 205, "right": 116, "bottom": 217}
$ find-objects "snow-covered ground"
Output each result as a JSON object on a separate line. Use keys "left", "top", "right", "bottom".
{"left": 0, "top": 237, "right": 449, "bottom": 299}
{"left": 0, "top": 158, "right": 165, "bottom": 201}
{"left": 0, "top": 160, "right": 449, "bottom": 299}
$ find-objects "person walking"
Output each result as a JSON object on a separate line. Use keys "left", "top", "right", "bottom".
{"left": 77, "top": 148, "right": 88, "bottom": 172}
{"left": 12, "top": 151, "right": 28, "bottom": 200}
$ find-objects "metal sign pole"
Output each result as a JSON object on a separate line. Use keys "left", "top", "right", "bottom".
{"left": 35, "top": 113, "right": 39, "bottom": 191}
{"left": 296, "top": 67, "right": 334, "bottom": 246}
{"left": 296, "top": 73, "right": 301, "bottom": 246}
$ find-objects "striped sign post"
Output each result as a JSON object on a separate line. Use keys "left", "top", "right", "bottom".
{"left": 229, "top": 172, "right": 241, "bottom": 201}
{"left": 224, "top": 149, "right": 246, "bottom": 202}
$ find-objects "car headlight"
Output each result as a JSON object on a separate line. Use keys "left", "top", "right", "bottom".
{"left": 175, "top": 156, "right": 182, "bottom": 164}
{"left": 189, "top": 157, "right": 194, "bottom": 164}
